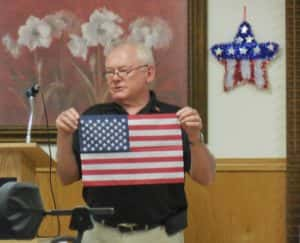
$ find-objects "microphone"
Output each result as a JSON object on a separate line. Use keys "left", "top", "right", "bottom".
{"left": 25, "top": 83, "right": 40, "bottom": 98}
{"left": 25, "top": 83, "right": 40, "bottom": 143}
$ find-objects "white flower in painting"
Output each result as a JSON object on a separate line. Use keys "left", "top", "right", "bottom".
{"left": 68, "top": 34, "right": 88, "bottom": 60}
{"left": 81, "top": 8, "right": 123, "bottom": 47}
{"left": 44, "top": 13, "right": 68, "bottom": 38}
{"left": 44, "top": 10, "right": 81, "bottom": 38}
{"left": 2, "top": 34, "right": 21, "bottom": 58}
{"left": 128, "top": 17, "right": 173, "bottom": 49}
{"left": 90, "top": 7, "right": 122, "bottom": 24}
{"left": 18, "top": 16, "right": 52, "bottom": 51}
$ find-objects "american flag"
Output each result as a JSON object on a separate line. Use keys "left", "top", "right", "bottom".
{"left": 79, "top": 113, "right": 184, "bottom": 187}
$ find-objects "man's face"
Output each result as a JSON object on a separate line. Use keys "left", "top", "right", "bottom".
{"left": 104, "top": 45, "right": 154, "bottom": 104}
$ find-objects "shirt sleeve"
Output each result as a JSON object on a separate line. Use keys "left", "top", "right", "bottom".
{"left": 72, "top": 129, "right": 82, "bottom": 178}
{"left": 182, "top": 130, "right": 191, "bottom": 172}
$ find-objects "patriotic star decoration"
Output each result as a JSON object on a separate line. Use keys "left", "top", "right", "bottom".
{"left": 210, "top": 21, "right": 279, "bottom": 91}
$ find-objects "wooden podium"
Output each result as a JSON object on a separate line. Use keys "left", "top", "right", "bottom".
{"left": 0, "top": 143, "right": 54, "bottom": 183}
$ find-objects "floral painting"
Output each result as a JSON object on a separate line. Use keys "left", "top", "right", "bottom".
{"left": 0, "top": 0, "right": 187, "bottom": 126}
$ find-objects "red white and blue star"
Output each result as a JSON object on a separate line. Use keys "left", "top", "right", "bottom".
{"left": 211, "top": 20, "right": 279, "bottom": 91}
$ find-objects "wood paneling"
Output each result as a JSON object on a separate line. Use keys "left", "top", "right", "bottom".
{"left": 0, "top": 143, "right": 54, "bottom": 183}
{"left": 35, "top": 171, "right": 84, "bottom": 237}
{"left": 0, "top": 143, "right": 55, "bottom": 168}
{"left": 185, "top": 172, "right": 286, "bottom": 243}
{"left": 0, "top": 152, "right": 35, "bottom": 182}
{"left": 33, "top": 159, "right": 286, "bottom": 243}
{"left": 188, "top": 0, "right": 207, "bottom": 141}
{"left": 286, "top": 1, "right": 300, "bottom": 243}
{"left": 217, "top": 158, "right": 286, "bottom": 171}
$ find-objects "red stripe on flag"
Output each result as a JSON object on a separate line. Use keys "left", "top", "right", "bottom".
{"left": 128, "top": 113, "right": 177, "bottom": 120}
{"left": 129, "top": 135, "right": 182, "bottom": 141}
{"left": 82, "top": 156, "right": 184, "bottom": 164}
{"left": 82, "top": 167, "right": 183, "bottom": 175}
{"left": 83, "top": 178, "right": 184, "bottom": 187}
{"left": 128, "top": 124, "right": 180, "bottom": 130}
{"left": 130, "top": 145, "right": 182, "bottom": 152}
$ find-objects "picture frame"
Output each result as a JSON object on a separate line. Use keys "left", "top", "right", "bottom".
{"left": 0, "top": 0, "right": 207, "bottom": 143}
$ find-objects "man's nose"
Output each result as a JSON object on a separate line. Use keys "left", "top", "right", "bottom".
{"left": 109, "top": 72, "right": 121, "bottom": 83}
{"left": 112, "top": 70, "right": 122, "bottom": 81}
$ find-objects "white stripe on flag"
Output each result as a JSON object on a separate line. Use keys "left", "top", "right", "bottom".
{"left": 82, "top": 172, "right": 184, "bottom": 181}
{"left": 82, "top": 161, "right": 183, "bottom": 170}
{"left": 130, "top": 140, "right": 182, "bottom": 147}
{"left": 129, "top": 129, "right": 181, "bottom": 136}
{"left": 81, "top": 150, "right": 183, "bottom": 160}
{"left": 128, "top": 118, "right": 179, "bottom": 125}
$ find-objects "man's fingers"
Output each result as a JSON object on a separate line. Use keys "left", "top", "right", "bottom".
{"left": 176, "top": 107, "right": 200, "bottom": 121}
{"left": 182, "top": 121, "right": 202, "bottom": 128}
{"left": 60, "top": 115, "right": 78, "bottom": 130}
{"left": 57, "top": 121, "right": 75, "bottom": 133}
{"left": 63, "top": 108, "right": 79, "bottom": 123}
{"left": 69, "top": 108, "right": 80, "bottom": 120}
{"left": 177, "top": 107, "right": 203, "bottom": 134}
{"left": 180, "top": 115, "right": 201, "bottom": 123}
{"left": 176, "top": 106, "right": 192, "bottom": 116}
{"left": 56, "top": 108, "right": 80, "bottom": 134}
{"left": 178, "top": 109, "right": 202, "bottom": 125}
{"left": 62, "top": 111, "right": 79, "bottom": 127}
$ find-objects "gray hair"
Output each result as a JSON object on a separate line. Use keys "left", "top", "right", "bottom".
{"left": 105, "top": 40, "right": 155, "bottom": 65}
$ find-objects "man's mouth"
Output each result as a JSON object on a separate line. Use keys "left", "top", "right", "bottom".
{"left": 112, "top": 86, "right": 123, "bottom": 92}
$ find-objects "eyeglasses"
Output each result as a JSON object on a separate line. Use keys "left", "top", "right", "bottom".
{"left": 103, "top": 64, "right": 148, "bottom": 80}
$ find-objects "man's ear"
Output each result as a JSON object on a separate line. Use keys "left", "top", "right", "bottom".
{"left": 146, "top": 65, "right": 156, "bottom": 84}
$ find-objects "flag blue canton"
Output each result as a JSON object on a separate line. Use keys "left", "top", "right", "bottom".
{"left": 79, "top": 115, "right": 130, "bottom": 153}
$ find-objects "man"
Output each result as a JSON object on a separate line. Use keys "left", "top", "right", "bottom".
{"left": 56, "top": 41, "right": 215, "bottom": 243}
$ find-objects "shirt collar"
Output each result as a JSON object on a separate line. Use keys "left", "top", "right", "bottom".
{"left": 112, "top": 90, "right": 159, "bottom": 114}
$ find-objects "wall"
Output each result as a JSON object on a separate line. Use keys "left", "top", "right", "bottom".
{"left": 208, "top": 0, "right": 286, "bottom": 158}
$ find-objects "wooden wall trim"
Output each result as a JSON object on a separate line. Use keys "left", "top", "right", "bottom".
{"left": 36, "top": 158, "right": 287, "bottom": 173}
{"left": 217, "top": 158, "right": 286, "bottom": 172}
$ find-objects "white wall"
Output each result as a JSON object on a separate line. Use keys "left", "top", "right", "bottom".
{"left": 207, "top": 0, "right": 286, "bottom": 158}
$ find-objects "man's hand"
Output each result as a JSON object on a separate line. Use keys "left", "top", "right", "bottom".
{"left": 56, "top": 108, "right": 80, "bottom": 185}
{"left": 56, "top": 108, "right": 80, "bottom": 135}
{"left": 177, "top": 106, "right": 215, "bottom": 185}
{"left": 176, "top": 106, "right": 203, "bottom": 143}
